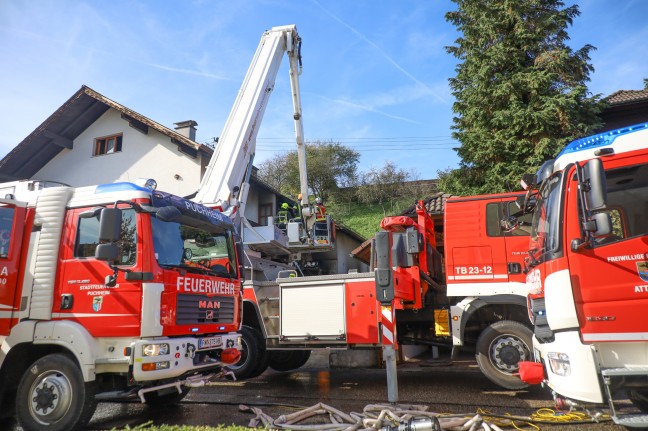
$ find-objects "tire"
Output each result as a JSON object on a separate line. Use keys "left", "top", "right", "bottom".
{"left": 476, "top": 320, "right": 533, "bottom": 390}
{"left": 268, "top": 350, "right": 311, "bottom": 372}
{"left": 226, "top": 325, "right": 268, "bottom": 380}
{"left": 628, "top": 389, "right": 648, "bottom": 413}
{"left": 145, "top": 386, "right": 190, "bottom": 408}
{"left": 16, "top": 353, "right": 97, "bottom": 431}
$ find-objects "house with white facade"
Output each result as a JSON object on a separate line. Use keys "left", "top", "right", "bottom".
{"left": 0, "top": 85, "right": 366, "bottom": 273}
{"left": 0, "top": 86, "right": 208, "bottom": 197}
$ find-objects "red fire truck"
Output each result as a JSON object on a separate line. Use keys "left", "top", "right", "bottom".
{"left": 239, "top": 192, "right": 535, "bottom": 391}
{"left": 517, "top": 122, "right": 648, "bottom": 427}
{"left": 0, "top": 179, "right": 242, "bottom": 431}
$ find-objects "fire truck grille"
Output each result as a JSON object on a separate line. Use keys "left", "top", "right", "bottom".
{"left": 176, "top": 294, "right": 235, "bottom": 325}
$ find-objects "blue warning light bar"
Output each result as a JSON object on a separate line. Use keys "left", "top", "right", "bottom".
{"left": 558, "top": 122, "right": 648, "bottom": 157}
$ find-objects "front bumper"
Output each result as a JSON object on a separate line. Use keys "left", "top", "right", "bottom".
{"left": 533, "top": 331, "right": 604, "bottom": 404}
{"left": 131, "top": 332, "right": 242, "bottom": 382}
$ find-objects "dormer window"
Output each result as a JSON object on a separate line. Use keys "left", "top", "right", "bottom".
{"left": 94, "top": 134, "right": 123, "bottom": 156}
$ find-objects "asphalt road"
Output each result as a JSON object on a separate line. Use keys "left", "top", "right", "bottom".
{"left": 3, "top": 353, "right": 630, "bottom": 430}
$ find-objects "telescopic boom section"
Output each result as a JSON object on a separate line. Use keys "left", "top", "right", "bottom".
{"left": 194, "top": 25, "right": 310, "bottom": 220}
{"left": 288, "top": 37, "right": 311, "bottom": 215}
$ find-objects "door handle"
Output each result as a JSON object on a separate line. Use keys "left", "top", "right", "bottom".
{"left": 60, "top": 294, "right": 74, "bottom": 310}
{"left": 508, "top": 262, "right": 522, "bottom": 274}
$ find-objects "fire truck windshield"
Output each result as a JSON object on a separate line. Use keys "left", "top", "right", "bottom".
{"left": 529, "top": 173, "right": 563, "bottom": 265}
{"left": 151, "top": 217, "right": 237, "bottom": 279}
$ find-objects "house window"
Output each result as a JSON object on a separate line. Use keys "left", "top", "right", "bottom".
{"left": 259, "top": 204, "right": 273, "bottom": 227}
{"left": 94, "top": 134, "right": 123, "bottom": 156}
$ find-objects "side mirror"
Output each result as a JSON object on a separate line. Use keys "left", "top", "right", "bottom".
{"left": 99, "top": 208, "right": 122, "bottom": 242}
{"left": 583, "top": 158, "right": 607, "bottom": 212}
{"left": 235, "top": 238, "right": 245, "bottom": 281}
{"left": 95, "top": 243, "right": 119, "bottom": 262}
{"left": 536, "top": 159, "right": 555, "bottom": 184}
{"left": 520, "top": 173, "right": 536, "bottom": 191}
{"left": 591, "top": 212, "right": 612, "bottom": 237}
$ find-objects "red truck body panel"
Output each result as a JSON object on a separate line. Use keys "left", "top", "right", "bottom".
{"left": 345, "top": 279, "right": 380, "bottom": 344}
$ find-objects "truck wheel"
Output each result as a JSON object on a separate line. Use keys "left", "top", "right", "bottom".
{"left": 628, "top": 389, "right": 648, "bottom": 413}
{"left": 226, "top": 325, "right": 268, "bottom": 380}
{"left": 269, "top": 350, "right": 311, "bottom": 372}
{"left": 476, "top": 320, "right": 533, "bottom": 390}
{"left": 16, "top": 353, "right": 97, "bottom": 431}
{"left": 145, "top": 387, "right": 191, "bottom": 407}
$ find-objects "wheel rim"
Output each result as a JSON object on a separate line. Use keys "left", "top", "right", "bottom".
{"left": 489, "top": 334, "right": 530, "bottom": 374}
{"left": 28, "top": 370, "right": 74, "bottom": 426}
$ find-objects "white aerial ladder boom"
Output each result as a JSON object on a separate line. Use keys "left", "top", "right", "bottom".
{"left": 194, "top": 25, "right": 301, "bottom": 215}
{"left": 193, "top": 25, "right": 332, "bottom": 252}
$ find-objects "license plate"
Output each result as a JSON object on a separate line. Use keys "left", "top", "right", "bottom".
{"left": 198, "top": 336, "right": 222, "bottom": 350}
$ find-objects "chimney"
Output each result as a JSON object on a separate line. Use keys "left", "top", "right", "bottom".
{"left": 174, "top": 120, "right": 198, "bottom": 141}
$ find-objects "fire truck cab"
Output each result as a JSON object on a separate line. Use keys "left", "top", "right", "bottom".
{"left": 519, "top": 123, "right": 648, "bottom": 427}
{"left": 0, "top": 180, "right": 242, "bottom": 431}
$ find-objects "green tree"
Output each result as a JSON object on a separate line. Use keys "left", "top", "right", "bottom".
{"left": 356, "top": 161, "right": 422, "bottom": 216}
{"left": 439, "top": 0, "right": 603, "bottom": 195}
{"left": 258, "top": 140, "right": 359, "bottom": 201}
{"left": 257, "top": 154, "right": 292, "bottom": 195}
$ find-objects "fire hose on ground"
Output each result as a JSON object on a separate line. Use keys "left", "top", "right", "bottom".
{"left": 239, "top": 403, "right": 611, "bottom": 431}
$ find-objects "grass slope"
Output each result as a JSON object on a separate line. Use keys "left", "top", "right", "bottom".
{"left": 328, "top": 199, "right": 415, "bottom": 239}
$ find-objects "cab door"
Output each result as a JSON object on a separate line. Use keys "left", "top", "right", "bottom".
{"left": 566, "top": 156, "right": 648, "bottom": 342}
{"left": 56, "top": 206, "right": 142, "bottom": 337}
{"left": 0, "top": 201, "right": 26, "bottom": 335}
{"left": 445, "top": 197, "right": 497, "bottom": 296}
{"left": 501, "top": 199, "right": 533, "bottom": 286}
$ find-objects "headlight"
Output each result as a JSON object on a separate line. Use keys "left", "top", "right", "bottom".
{"left": 547, "top": 352, "right": 571, "bottom": 376}
{"left": 142, "top": 343, "right": 170, "bottom": 357}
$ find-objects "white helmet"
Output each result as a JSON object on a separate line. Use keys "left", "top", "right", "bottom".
{"left": 315, "top": 197, "right": 322, "bottom": 204}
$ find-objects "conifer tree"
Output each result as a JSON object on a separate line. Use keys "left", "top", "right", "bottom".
{"left": 439, "top": 0, "right": 603, "bottom": 195}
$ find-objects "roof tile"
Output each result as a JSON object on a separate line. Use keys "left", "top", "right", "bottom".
{"left": 605, "top": 89, "right": 648, "bottom": 105}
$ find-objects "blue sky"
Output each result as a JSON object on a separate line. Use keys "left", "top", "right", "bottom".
{"left": 1, "top": 0, "right": 647, "bottom": 181}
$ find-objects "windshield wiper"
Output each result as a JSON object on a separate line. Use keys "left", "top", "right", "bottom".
{"left": 158, "top": 262, "right": 210, "bottom": 275}
{"left": 159, "top": 262, "right": 234, "bottom": 278}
